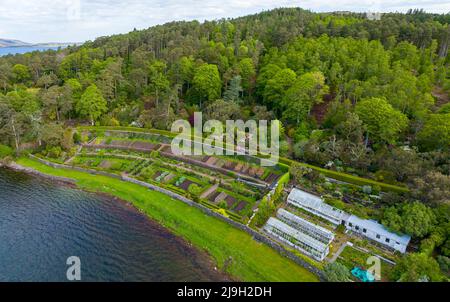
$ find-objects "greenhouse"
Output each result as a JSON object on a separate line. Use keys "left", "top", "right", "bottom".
{"left": 264, "top": 217, "right": 330, "bottom": 261}
{"left": 286, "top": 189, "right": 411, "bottom": 253}
{"left": 287, "top": 188, "right": 350, "bottom": 225}
{"left": 277, "top": 208, "right": 335, "bottom": 245}
{"left": 345, "top": 215, "right": 411, "bottom": 253}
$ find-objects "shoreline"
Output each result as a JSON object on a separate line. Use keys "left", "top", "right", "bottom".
{"left": 1, "top": 162, "right": 233, "bottom": 281}
{"left": 4, "top": 158, "right": 320, "bottom": 281}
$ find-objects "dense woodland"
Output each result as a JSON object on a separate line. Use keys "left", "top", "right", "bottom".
{"left": 0, "top": 8, "right": 449, "bottom": 281}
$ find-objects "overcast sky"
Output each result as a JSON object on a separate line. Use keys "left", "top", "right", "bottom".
{"left": 0, "top": 0, "right": 448, "bottom": 44}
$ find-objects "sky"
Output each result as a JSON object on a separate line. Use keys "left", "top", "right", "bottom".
{"left": 0, "top": 0, "right": 448, "bottom": 44}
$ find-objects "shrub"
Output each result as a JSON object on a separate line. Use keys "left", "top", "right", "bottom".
{"left": 253, "top": 196, "right": 274, "bottom": 227}
{"left": 218, "top": 201, "right": 228, "bottom": 209}
{"left": 73, "top": 132, "right": 82, "bottom": 144}
{"left": 46, "top": 146, "right": 62, "bottom": 159}
{"left": 101, "top": 116, "right": 120, "bottom": 127}
{"left": 390, "top": 253, "right": 443, "bottom": 282}
{"left": 324, "top": 262, "right": 351, "bottom": 282}
{"left": 215, "top": 208, "right": 229, "bottom": 218}
{"left": 323, "top": 181, "right": 333, "bottom": 190}
{"left": 332, "top": 190, "right": 343, "bottom": 199}
{"left": 150, "top": 150, "right": 160, "bottom": 158}
{"left": 62, "top": 128, "right": 74, "bottom": 151}
{"left": 110, "top": 161, "right": 124, "bottom": 171}
{"left": 362, "top": 185, "right": 372, "bottom": 194}
{"left": 0, "top": 144, "right": 13, "bottom": 159}
{"left": 372, "top": 185, "right": 381, "bottom": 195}
{"left": 188, "top": 184, "right": 203, "bottom": 196}
{"left": 437, "top": 256, "right": 450, "bottom": 273}
{"left": 325, "top": 198, "right": 346, "bottom": 210}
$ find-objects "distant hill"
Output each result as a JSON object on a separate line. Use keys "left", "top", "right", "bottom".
{"left": 0, "top": 38, "right": 81, "bottom": 49}
{"left": 0, "top": 39, "right": 30, "bottom": 47}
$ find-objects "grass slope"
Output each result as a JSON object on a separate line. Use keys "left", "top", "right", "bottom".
{"left": 16, "top": 157, "right": 318, "bottom": 282}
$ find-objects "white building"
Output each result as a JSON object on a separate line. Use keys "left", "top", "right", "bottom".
{"left": 264, "top": 217, "right": 330, "bottom": 261}
{"left": 287, "top": 188, "right": 411, "bottom": 254}
{"left": 287, "top": 188, "right": 350, "bottom": 225}
{"left": 345, "top": 215, "right": 411, "bottom": 253}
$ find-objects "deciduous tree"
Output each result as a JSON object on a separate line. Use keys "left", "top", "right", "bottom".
{"left": 76, "top": 84, "right": 108, "bottom": 125}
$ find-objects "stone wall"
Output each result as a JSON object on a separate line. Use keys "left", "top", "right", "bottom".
{"left": 6, "top": 161, "right": 76, "bottom": 185}
{"left": 29, "top": 154, "right": 123, "bottom": 180}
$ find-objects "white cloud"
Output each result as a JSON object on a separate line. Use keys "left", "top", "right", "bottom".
{"left": 0, "top": 0, "right": 448, "bottom": 43}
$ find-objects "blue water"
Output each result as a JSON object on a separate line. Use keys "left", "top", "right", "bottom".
{"left": 0, "top": 168, "right": 226, "bottom": 281}
{"left": 0, "top": 46, "right": 62, "bottom": 56}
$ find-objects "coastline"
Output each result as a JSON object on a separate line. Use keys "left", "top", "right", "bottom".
{"left": 3, "top": 159, "right": 319, "bottom": 281}
{"left": 1, "top": 161, "right": 232, "bottom": 281}
{"left": 3, "top": 161, "right": 77, "bottom": 186}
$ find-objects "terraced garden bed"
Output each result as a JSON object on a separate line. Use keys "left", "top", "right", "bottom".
{"left": 76, "top": 129, "right": 287, "bottom": 221}
{"left": 71, "top": 155, "right": 135, "bottom": 174}
{"left": 103, "top": 130, "right": 173, "bottom": 144}
{"left": 178, "top": 179, "right": 195, "bottom": 191}
{"left": 233, "top": 201, "right": 247, "bottom": 212}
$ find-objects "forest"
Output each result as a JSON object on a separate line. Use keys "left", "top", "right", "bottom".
{"left": 0, "top": 7, "right": 449, "bottom": 281}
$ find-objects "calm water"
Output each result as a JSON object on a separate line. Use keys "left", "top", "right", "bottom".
{"left": 0, "top": 168, "right": 225, "bottom": 281}
{"left": 0, "top": 46, "right": 61, "bottom": 56}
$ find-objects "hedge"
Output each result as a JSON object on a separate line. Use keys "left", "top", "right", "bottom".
{"left": 277, "top": 172, "right": 290, "bottom": 193}
{"left": 277, "top": 157, "right": 408, "bottom": 193}
{"left": 78, "top": 125, "right": 178, "bottom": 138}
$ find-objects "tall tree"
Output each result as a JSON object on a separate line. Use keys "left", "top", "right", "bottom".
{"left": 238, "top": 58, "right": 256, "bottom": 96}
{"left": 0, "top": 63, "right": 12, "bottom": 93}
{"left": 417, "top": 114, "right": 450, "bottom": 151}
{"left": 223, "top": 75, "right": 243, "bottom": 103}
{"left": 282, "top": 71, "right": 329, "bottom": 123}
{"left": 148, "top": 61, "right": 170, "bottom": 107}
{"left": 96, "top": 58, "right": 124, "bottom": 104}
{"left": 76, "top": 84, "right": 108, "bottom": 125}
{"left": 191, "top": 64, "right": 222, "bottom": 107}
{"left": 355, "top": 97, "right": 408, "bottom": 145}
{"left": 263, "top": 68, "right": 297, "bottom": 108}
{"left": 391, "top": 253, "right": 443, "bottom": 282}
{"left": 12, "top": 64, "right": 31, "bottom": 84}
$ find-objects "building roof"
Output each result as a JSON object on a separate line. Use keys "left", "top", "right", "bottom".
{"left": 347, "top": 215, "right": 411, "bottom": 245}
{"left": 287, "top": 188, "right": 350, "bottom": 222}
{"left": 277, "top": 208, "right": 335, "bottom": 242}
{"left": 265, "top": 217, "right": 329, "bottom": 253}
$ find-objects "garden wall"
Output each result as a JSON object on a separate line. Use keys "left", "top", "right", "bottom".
{"left": 7, "top": 161, "right": 76, "bottom": 185}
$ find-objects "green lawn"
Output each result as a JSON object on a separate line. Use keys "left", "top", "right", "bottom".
{"left": 16, "top": 157, "right": 319, "bottom": 282}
